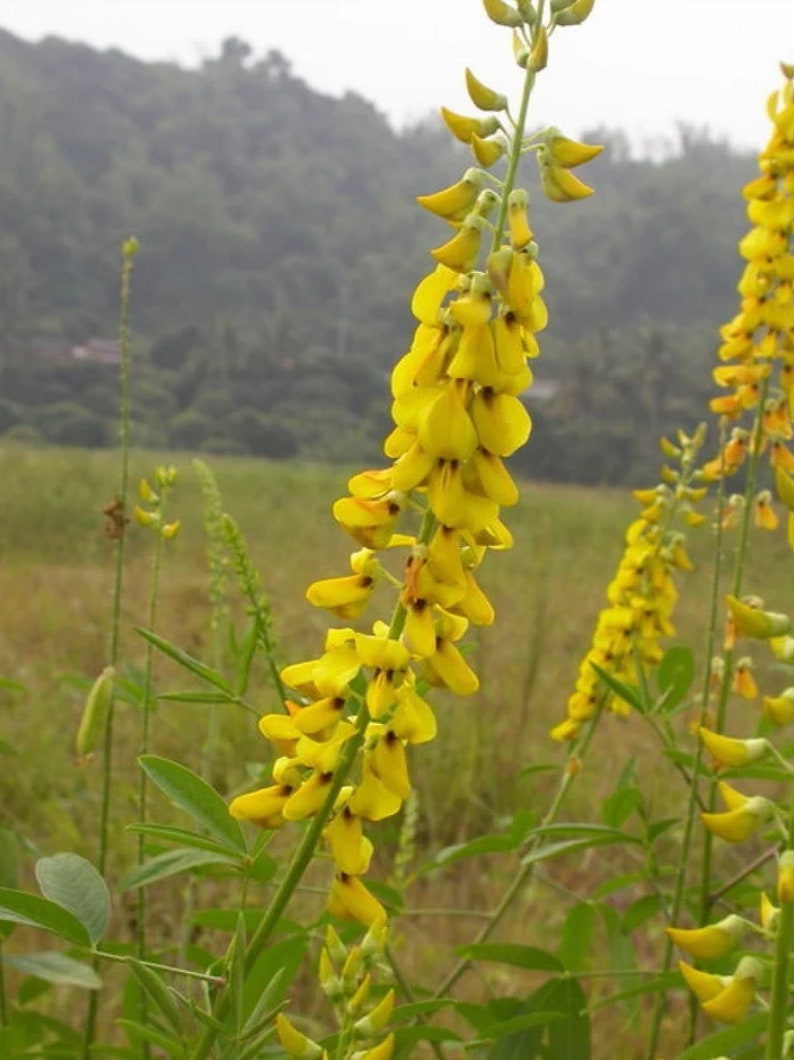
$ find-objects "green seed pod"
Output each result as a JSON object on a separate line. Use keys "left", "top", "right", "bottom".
{"left": 75, "top": 667, "right": 115, "bottom": 760}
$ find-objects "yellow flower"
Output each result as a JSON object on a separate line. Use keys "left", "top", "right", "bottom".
{"left": 327, "top": 874, "right": 387, "bottom": 928}
{"left": 276, "top": 1013, "right": 324, "bottom": 1059}
{"left": 731, "top": 657, "right": 758, "bottom": 699}
{"left": 701, "top": 958, "right": 760, "bottom": 1025}
{"left": 679, "top": 961, "right": 728, "bottom": 1003}
{"left": 701, "top": 795, "right": 773, "bottom": 842}
{"left": 698, "top": 727, "right": 769, "bottom": 769}
{"left": 777, "top": 849, "right": 794, "bottom": 903}
{"left": 666, "top": 915, "right": 744, "bottom": 960}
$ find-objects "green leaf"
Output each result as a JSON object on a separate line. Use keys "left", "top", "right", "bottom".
{"left": 676, "top": 1013, "right": 766, "bottom": 1059}
{"left": 158, "top": 690, "right": 235, "bottom": 704}
{"left": 35, "top": 853, "right": 110, "bottom": 945}
{"left": 656, "top": 645, "right": 695, "bottom": 709}
{"left": 2, "top": 950, "right": 102, "bottom": 989}
{"left": 431, "top": 833, "right": 515, "bottom": 869}
{"left": 138, "top": 755, "right": 246, "bottom": 853}
{"left": 559, "top": 902, "right": 595, "bottom": 972}
{"left": 135, "top": 629, "right": 231, "bottom": 694}
{"left": 126, "top": 823, "right": 245, "bottom": 857}
{"left": 118, "top": 849, "right": 241, "bottom": 891}
{"left": 601, "top": 787, "right": 641, "bottom": 828}
{"left": 127, "top": 960, "right": 183, "bottom": 1034}
{"left": 621, "top": 894, "right": 662, "bottom": 935}
{"left": 590, "top": 662, "right": 644, "bottom": 713}
{"left": 588, "top": 970, "right": 679, "bottom": 1012}
{"left": 543, "top": 979, "right": 590, "bottom": 1060}
{"left": 118, "top": 1018, "right": 184, "bottom": 1056}
{"left": 455, "top": 943, "right": 563, "bottom": 973}
{"left": 0, "top": 887, "right": 89, "bottom": 946}
{"left": 0, "top": 828, "right": 19, "bottom": 888}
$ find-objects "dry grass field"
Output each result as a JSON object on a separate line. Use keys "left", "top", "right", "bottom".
{"left": 1, "top": 442, "right": 789, "bottom": 1057}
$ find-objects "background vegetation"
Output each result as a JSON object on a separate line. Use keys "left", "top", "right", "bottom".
{"left": 0, "top": 29, "right": 753, "bottom": 481}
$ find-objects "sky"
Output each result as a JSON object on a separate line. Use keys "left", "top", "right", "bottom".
{"left": 1, "top": 0, "right": 793, "bottom": 152}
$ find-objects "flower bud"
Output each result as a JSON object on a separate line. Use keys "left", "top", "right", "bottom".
{"left": 465, "top": 68, "right": 507, "bottom": 112}
{"left": 553, "top": 0, "right": 595, "bottom": 25}
{"left": 482, "top": 0, "right": 523, "bottom": 26}
{"left": 528, "top": 26, "right": 548, "bottom": 71}
{"left": 276, "top": 1013, "right": 323, "bottom": 1059}
{"left": 777, "top": 850, "right": 794, "bottom": 903}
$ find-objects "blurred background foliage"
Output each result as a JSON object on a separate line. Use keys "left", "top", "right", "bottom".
{"left": 0, "top": 30, "right": 753, "bottom": 482}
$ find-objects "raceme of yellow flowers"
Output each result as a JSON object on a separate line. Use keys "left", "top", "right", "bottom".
{"left": 226, "top": 2, "right": 601, "bottom": 1054}
{"left": 562, "top": 67, "right": 794, "bottom": 1032}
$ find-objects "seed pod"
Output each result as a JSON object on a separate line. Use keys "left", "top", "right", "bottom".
{"left": 75, "top": 667, "right": 115, "bottom": 760}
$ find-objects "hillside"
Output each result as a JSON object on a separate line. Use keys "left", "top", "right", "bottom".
{"left": 0, "top": 30, "right": 758, "bottom": 480}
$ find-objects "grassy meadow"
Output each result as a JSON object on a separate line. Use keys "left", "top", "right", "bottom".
{"left": 1, "top": 441, "right": 791, "bottom": 1056}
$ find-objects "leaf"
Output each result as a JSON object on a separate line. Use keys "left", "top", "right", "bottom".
{"left": 621, "top": 894, "right": 662, "bottom": 935}
{"left": 2, "top": 950, "right": 102, "bottom": 989}
{"left": 656, "top": 645, "right": 695, "bottom": 709}
{"left": 559, "top": 902, "right": 595, "bottom": 972}
{"left": 545, "top": 979, "right": 590, "bottom": 1060}
{"left": 127, "top": 960, "right": 183, "bottom": 1034}
{"left": 0, "top": 828, "right": 19, "bottom": 888}
{"left": 431, "top": 833, "right": 515, "bottom": 869}
{"left": 455, "top": 943, "right": 563, "bottom": 973}
{"left": 35, "top": 853, "right": 110, "bottom": 945}
{"left": 675, "top": 1013, "right": 766, "bottom": 1059}
{"left": 601, "top": 786, "right": 641, "bottom": 828}
{"left": 135, "top": 629, "right": 231, "bottom": 694}
{"left": 139, "top": 755, "right": 246, "bottom": 853}
{"left": 126, "top": 823, "right": 245, "bottom": 857}
{"left": 590, "top": 662, "right": 644, "bottom": 713}
{"left": 158, "top": 690, "right": 235, "bottom": 704}
{"left": 0, "top": 887, "right": 89, "bottom": 946}
{"left": 588, "top": 970, "right": 679, "bottom": 1012}
{"left": 118, "top": 1018, "right": 184, "bottom": 1056}
{"left": 118, "top": 849, "right": 241, "bottom": 891}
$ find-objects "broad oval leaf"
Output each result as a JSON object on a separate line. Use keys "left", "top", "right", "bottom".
{"left": 139, "top": 755, "right": 246, "bottom": 854}
{"left": 3, "top": 950, "right": 102, "bottom": 989}
{"left": 0, "top": 887, "right": 89, "bottom": 946}
{"left": 35, "top": 853, "right": 110, "bottom": 945}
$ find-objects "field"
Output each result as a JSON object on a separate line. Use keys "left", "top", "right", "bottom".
{"left": 1, "top": 442, "right": 790, "bottom": 1056}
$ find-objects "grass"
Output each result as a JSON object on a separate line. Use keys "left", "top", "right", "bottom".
{"left": 1, "top": 441, "right": 790, "bottom": 1056}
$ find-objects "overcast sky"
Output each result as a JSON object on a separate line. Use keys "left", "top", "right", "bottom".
{"left": 1, "top": 0, "right": 793, "bottom": 152}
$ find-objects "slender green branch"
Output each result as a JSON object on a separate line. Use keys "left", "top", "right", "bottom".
{"left": 82, "top": 236, "right": 138, "bottom": 1060}
{"left": 433, "top": 714, "right": 601, "bottom": 999}
{"left": 765, "top": 791, "right": 794, "bottom": 1060}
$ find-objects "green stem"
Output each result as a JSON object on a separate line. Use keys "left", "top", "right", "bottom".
{"left": 0, "top": 942, "right": 7, "bottom": 1026}
{"left": 135, "top": 501, "right": 169, "bottom": 1060}
{"left": 766, "top": 839, "right": 794, "bottom": 1057}
{"left": 489, "top": 56, "right": 536, "bottom": 252}
{"left": 646, "top": 446, "right": 728, "bottom": 1058}
{"left": 82, "top": 237, "right": 137, "bottom": 1060}
{"left": 433, "top": 714, "right": 600, "bottom": 1000}
{"left": 189, "top": 706, "right": 369, "bottom": 1060}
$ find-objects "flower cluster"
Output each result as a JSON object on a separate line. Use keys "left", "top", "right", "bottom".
{"left": 701, "top": 67, "right": 794, "bottom": 493}
{"left": 277, "top": 922, "right": 395, "bottom": 1060}
{"left": 229, "top": 0, "right": 603, "bottom": 926}
{"left": 551, "top": 430, "right": 707, "bottom": 741}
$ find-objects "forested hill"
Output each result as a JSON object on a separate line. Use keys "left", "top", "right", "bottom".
{"left": 0, "top": 30, "right": 759, "bottom": 482}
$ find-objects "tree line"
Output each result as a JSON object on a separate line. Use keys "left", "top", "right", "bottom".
{"left": 0, "top": 29, "right": 756, "bottom": 482}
